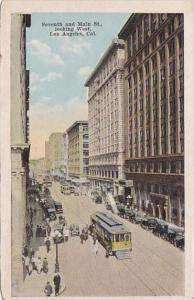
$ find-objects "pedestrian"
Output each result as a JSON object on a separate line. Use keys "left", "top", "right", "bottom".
{"left": 42, "top": 226, "right": 47, "bottom": 237}
{"left": 28, "top": 247, "right": 34, "bottom": 260}
{"left": 105, "top": 245, "right": 111, "bottom": 258}
{"left": 92, "top": 233, "right": 97, "bottom": 244}
{"left": 44, "top": 281, "right": 53, "bottom": 297}
{"left": 31, "top": 254, "right": 37, "bottom": 271}
{"left": 30, "top": 208, "right": 33, "bottom": 220}
{"left": 64, "top": 226, "right": 69, "bottom": 242}
{"left": 34, "top": 207, "right": 37, "bottom": 216}
{"left": 53, "top": 272, "right": 61, "bottom": 296}
{"left": 22, "top": 244, "right": 28, "bottom": 257}
{"left": 45, "top": 237, "right": 51, "bottom": 253}
{"left": 36, "top": 257, "right": 43, "bottom": 274}
{"left": 47, "top": 224, "right": 51, "bottom": 236}
{"left": 39, "top": 226, "right": 43, "bottom": 237}
{"left": 36, "top": 225, "right": 39, "bottom": 237}
{"left": 80, "top": 232, "right": 84, "bottom": 244}
{"left": 93, "top": 239, "right": 99, "bottom": 255}
{"left": 22, "top": 255, "right": 32, "bottom": 275}
{"left": 43, "top": 257, "right": 48, "bottom": 273}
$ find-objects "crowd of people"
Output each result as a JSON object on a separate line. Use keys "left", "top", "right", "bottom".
{"left": 22, "top": 245, "right": 49, "bottom": 275}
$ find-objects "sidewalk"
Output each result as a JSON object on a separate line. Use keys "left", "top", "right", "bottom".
{"left": 19, "top": 200, "right": 65, "bottom": 296}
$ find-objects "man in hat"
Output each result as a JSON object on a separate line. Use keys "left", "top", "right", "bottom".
{"left": 53, "top": 272, "right": 61, "bottom": 296}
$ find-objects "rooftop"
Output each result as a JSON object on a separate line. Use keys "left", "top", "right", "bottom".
{"left": 85, "top": 38, "right": 124, "bottom": 86}
{"left": 66, "top": 120, "right": 88, "bottom": 133}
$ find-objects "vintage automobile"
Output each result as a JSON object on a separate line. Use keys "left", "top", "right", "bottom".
{"left": 174, "top": 233, "right": 184, "bottom": 249}
{"left": 152, "top": 220, "right": 168, "bottom": 237}
{"left": 127, "top": 210, "right": 136, "bottom": 221}
{"left": 47, "top": 208, "right": 57, "bottom": 221}
{"left": 54, "top": 201, "right": 63, "bottom": 214}
{"left": 95, "top": 195, "right": 102, "bottom": 204}
{"left": 141, "top": 217, "right": 158, "bottom": 230}
{"left": 166, "top": 229, "right": 177, "bottom": 244}
{"left": 106, "top": 203, "right": 112, "bottom": 211}
{"left": 74, "top": 191, "right": 79, "bottom": 196}
{"left": 131, "top": 212, "right": 144, "bottom": 224}
{"left": 117, "top": 204, "right": 126, "bottom": 217}
{"left": 69, "top": 224, "right": 80, "bottom": 236}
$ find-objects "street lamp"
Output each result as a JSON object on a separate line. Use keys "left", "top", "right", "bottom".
{"left": 51, "top": 230, "right": 62, "bottom": 273}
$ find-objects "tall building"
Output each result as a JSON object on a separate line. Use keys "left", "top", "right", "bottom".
{"left": 45, "top": 132, "right": 65, "bottom": 175}
{"left": 11, "top": 14, "right": 31, "bottom": 294}
{"left": 45, "top": 141, "right": 51, "bottom": 171}
{"left": 66, "top": 121, "right": 89, "bottom": 180}
{"left": 118, "top": 13, "right": 184, "bottom": 226}
{"left": 62, "top": 132, "right": 68, "bottom": 177}
{"left": 85, "top": 39, "right": 126, "bottom": 195}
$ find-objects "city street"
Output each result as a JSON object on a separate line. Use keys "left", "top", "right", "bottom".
{"left": 48, "top": 182, "right": 184, "bottom": 297}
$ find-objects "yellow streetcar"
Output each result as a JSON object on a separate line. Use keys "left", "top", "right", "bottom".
{"left": 91, "top": 211, "right": 132, "bottom": 259}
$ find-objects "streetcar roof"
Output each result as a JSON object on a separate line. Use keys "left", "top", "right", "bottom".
{"left": 92, "top": 211, "right": 130, "bottom": 234}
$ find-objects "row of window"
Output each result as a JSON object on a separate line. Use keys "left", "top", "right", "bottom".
{"left": 127, "top": 159, "right": 184, "bottom": 174}
{"left": 89, "top": 169, "right": 119, "bottom": 179}
{"left": 128, "top": 14, "right": 183, "bottom": 59}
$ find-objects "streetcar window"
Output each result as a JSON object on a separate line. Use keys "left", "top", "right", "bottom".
{"left": 115, "top": 234, "right": 119, "bottom": 242}
{"left": 125, "top": 234, "right": 129, "bottom": 241}
{"left": 120, "top": 234, "right": 125, "bottom": 241}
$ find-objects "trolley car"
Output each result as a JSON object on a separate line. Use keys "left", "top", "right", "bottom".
{"left": 91, "top": 211, "right": 132, "bottom": 259}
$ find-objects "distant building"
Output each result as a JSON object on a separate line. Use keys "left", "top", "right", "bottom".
{"left": 85, "top": 39, "right": 126, "bottom": 195}
{"left": 62, "top": 132, "right": 68, "bottom": 177}
{"left": 45, "top": 141, "right": 50, "bottom": 171}
{"left": 11, "top": 14, "right": 31, "bottom": 294}
{"left": 118, "top": 13, "right": 184, "bottom": 226}
{"left": 45, "top": 132, "right": 65, "bottom": 176}
{"left": 66, "top": 121, "right": 89, "bottom": 180}
{"left": 29, "top": 158, "right": 46, "bottom": 182}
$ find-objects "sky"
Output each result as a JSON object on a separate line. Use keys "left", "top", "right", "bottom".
{"left": 26, "top": 13, "right": 129, "bottom": 159}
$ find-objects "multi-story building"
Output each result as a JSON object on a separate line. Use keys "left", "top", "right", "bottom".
{"left": 85, "top": 39, "right": 126, "bottom": 196}
{"left": 45, "top": 132, "right": 65, "bottom": 175}
{"left": 118, "top": 13, "right": 184, "bottom": 226}
{"left": 66, "top": 121, "right": 89, "bottom": 180}
{"left": 45, "top": 141, "right": 50, "bottom": 171}
{"left": 62, "top": 132, "right": 68, "bottom": 177}
{"left": 11, "top": 14, "right": 31, "bottom": 294}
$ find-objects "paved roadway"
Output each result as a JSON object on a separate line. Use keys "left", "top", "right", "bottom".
{"left": 50, "top": 182, "right": 184, "bottom": 297}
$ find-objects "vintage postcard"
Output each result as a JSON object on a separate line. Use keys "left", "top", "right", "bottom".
{"left": 1, "top": 0, "right": 194, "bottom": 299}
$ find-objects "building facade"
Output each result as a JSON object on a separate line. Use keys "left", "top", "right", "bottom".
{"left": 45, "top": 140, "right": 50, "bottom": 171}
{"left": 85, "top": 39, "right": 126, "bottom": 196}
{"left": 62, "top": 132, "right": 68, "bottom": 177}
{"left": 45, "top": 132, "right": 65, "bottom": 176}
{"left": 118, "top": 13, "right": 184, "bottom": 226}
{"left": 66, "top": 121, "right": 89, "bottom": 179}
{"left": 11, "top": 14, "right": 31, "bottom": 294}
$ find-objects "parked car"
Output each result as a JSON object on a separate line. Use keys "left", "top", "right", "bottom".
{"left": 152, "top": 220, "right": 168, "bottom": 238}
{"left": 106, "top": 203, "right": 112, "bottom": 210}
{"left": 74, "top": 191, "right": 79, "bottom": 196}
{"left": 141, "top": 217, "right": 158, "bottom": 230}
{"left": 132, "top": 212, "right": 144, "bottom": 224}
{"left": 95, "top": 195, "right": 102, "bottom": 204}
{"left": 70, "top": 224, "right": 80, "bottom": 236}
{"left": 174, "top": 233, "right": 184, "bottom": 249}
{"left": 47, "top": 208, "right": 57, "bottom": 221}
{"left": 54, "top": 201, "right": 63, "bottom": 214}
